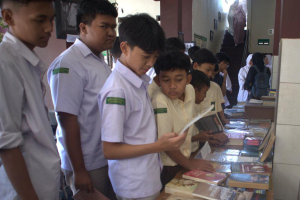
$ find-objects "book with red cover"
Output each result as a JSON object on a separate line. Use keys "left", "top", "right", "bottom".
{"left": 231, "top": 163, "right": 270, "bottom": 176}
{"left": 182, "top": 170, "right": 228, "bottom": 185}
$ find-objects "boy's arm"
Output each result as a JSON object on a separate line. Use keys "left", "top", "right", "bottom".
{"left": 56, "top": 112, "right": 93, "bottom": 193}
{"left": 0, "top": 64, "right": 38, "bottom": 199}
{"left": 0, "top": 148, "right": 39, "bottom": 200}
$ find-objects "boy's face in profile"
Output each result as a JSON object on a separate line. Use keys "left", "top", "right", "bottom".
{"left": 195, "top": 85, "right": 209, "bottom": 104}
{"left": 193, "top": 63, "right": 215, "bottom": 79}
{"left": 120, "top": 43, "right": 159, "bottom": 76}
{"left": 82, "top": 14, "right": 117, "bottom": 54}
{"left": 2, "top": 1, "right": 55, "bottom": 50}
{"left": 218, "top": 61, "right": 229, "bottom": 71}
{"left": 158, "top": 69, "right": 191, "bottom": 101}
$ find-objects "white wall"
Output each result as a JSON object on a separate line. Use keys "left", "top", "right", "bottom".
{"left": 192, "top": 0, "right": 228, "bottom": 54}
{"left": 248, "top": 0, "right": 275, "bottom": 53}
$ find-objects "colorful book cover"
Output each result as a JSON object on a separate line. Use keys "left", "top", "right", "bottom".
{"left": 231, "top": 163, "right": 270, "bottom": 175}
{"left": 192, "top": 183, "right": 236, "bottom": 200}
{"left": 232, "top": 187, "right": 267, "bottom": 194}
{"left": 229, "top": 174, "right": 269, "bottom": 184}
{"left": 165, "top": 178, "right": 199, "bottom": 195}
{"left": 210, "top": 162, "right": 232, "bottom": 173}
{"left": 183, "top": 170, "right": 227, "bottom": 185}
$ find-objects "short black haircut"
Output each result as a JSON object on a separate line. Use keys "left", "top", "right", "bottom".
{"left": 76, "top": 0, "right": 118, "bottom": 33}
{"left": 215, "top": 52, "right": 231, "bottom": 64}
{"left": 214, "top": 64, "right": 219, "bottom": 72}
{"left": 110, "top": 37, "right": 121, "bottom": 58}
{"left": 154, "top": 50, "right": 190, "bottom": 76}
{"left": 188, "top": 46, "right": 200, "bottom": 59}
{"left": 0, "top": 0, "right": 53, "bottom": 8}
{"left": 193, "top": 48, "right": 217, "bottom": 66}
{"left": 119, "top": 13, "right": 165, "bottom": 53}
{"left": 165, "top": 37, "right": 186, "bottom": 51}
{"left": 190, "top": 70, "right": 211, "bottom": 91}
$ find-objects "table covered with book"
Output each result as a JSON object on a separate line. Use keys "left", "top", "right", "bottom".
{"left": 156, "top": 102, "right": 275, "bottom": 200}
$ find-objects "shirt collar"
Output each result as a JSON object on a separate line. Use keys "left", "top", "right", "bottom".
{"left": 115, "top": 60, "right": 150, "bottom": 88}
{"left": 171, "top": 84, "right": 193, "bottom": 106}
{"left": 74, "top": 38, "right": 104, "bottom": 60}
{"left": 3, "top": 32, "right": 41, "bottom": 67}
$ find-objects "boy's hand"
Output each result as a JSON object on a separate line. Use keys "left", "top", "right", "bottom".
{"left": 221, "top": 118, "right": 229, "bottom": 125}
{"left": 208, "top": 139, "right": 223, "bottom": 147}
{"left": 192, "top": 131, "right": 213, "bottom": 143}
{"left": 157, "top": 131, "right": 188, "bottom": 152}
{"left": 212, "top": 132, "right": 229, "bottom": 144}
{"left": 74, "top": 169, "right": 94, "bottom": 193}
{"left": 188, "top": 159, "right": 215, "bottom": 173}
{"left": 222, "top": 69, "right": 228, "bottom": 75}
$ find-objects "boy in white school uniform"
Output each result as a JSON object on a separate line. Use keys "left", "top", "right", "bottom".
{"left": 192, "top": 49, "right": 229, "bottom": 146}
{"left": 0, "top": 1, "right": 60, "bottom": 200}
{"left": 151, "top": 50, "right": 215, "bottom": 189}
{"left": 47, "top": 0, "right": 117, "bottom": 196}
{"left": 98, "top": 14, "right": 187, "bottom": 200}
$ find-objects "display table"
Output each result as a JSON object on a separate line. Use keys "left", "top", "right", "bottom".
{"left": 244, "top": 102, "right": 275, "bottom": 121}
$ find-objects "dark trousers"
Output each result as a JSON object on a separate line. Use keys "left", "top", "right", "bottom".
{"left": 160, "top": 165, "right": 182, "bottom": 192}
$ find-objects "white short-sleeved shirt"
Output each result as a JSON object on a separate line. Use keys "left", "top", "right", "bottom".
{"left": 148, "top": 79, "right": 160, "bottom": 99}
{"left": 196, "top": 81, "right": 225, "bottom": 116}
{"left": 98, "top": 60, "right": 162, "bottom": 198}
{"left": 48, "top": 39, "right": 110, "bottom": 171}
{"left": 220, "top": 73, "right": 232, "bottom": 107}
{"left": 151, "top": 84, "right": 198, "bottom": 166}
{"left": 0, "top": 33, "right": 60, "bottom": 200}
{"left": 146, "top": 67, "right": 156, "bottom": 84}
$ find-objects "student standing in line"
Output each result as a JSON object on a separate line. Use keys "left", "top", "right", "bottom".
{"left": 192, "top": 49, "right": 230, "bottom": 125}
{"left": 151, "top": 50, "right": 215, "bottom": 190}
{"left": 98, "top": 14, "right": 187, "bottom": 200}
{"left": 48, "top": 0, "right": 117, "bottom": 197}
{"left": 0, "top": 1, "right": 60, "bottom": 200}
{"left": 237, "top": 54, "right": 253, "bottom": 102}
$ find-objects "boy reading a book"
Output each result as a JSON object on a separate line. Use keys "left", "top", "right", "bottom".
{"left": 0, "top": 0, "right": 60, "bottom": 199}
{"left": 192, "top": 49, "right": 229, "bottom": 145}
{"left": 151, "top": 50, "right": 215, "bottom": 189}
{"left": 189, "top": 70, "right": 228, "bottom": 147}
{"left": 98, "top": 14, "right": 187, "bottom": 200}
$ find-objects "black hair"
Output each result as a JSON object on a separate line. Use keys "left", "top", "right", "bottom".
{"left": 192, "top": 48, "right": 217, "bottom": 66}
{"left": 214, "top": 64, "right": 219, "bottom": 72}
{"left": 76, "top": 0, "right": 118, "bottom": 33}
{"left": 110, "top": 37, "right": 121, "bottom": 58}
{"left": 215, "top": 52, "right": 231, "bottom": 64}
{"left": 188, "top": 46, "right": 200, "bottom": 60}
{"left": 0, "top": 0, "right": 52, "bottom": 8}
{"left": 165, "top": 45, "right": 180, "bottom": 52}
{"left": 252, "top": 52, "right": 265, "bottom": 71}
{"left": 119, "top": 13, "right": 165, "bottom": 53}
{"left": 165, "top": 37, "right": 186, "bottom": 51}
{"left": 190, "top": 70, "right": 211, "bottom": 91}
{"left": 154, "top": 50, "right": 190, "bottom": 76}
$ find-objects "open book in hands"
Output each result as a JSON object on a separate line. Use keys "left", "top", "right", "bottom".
{"left": 73, "top": 189, "right": 109, "bottom": 200}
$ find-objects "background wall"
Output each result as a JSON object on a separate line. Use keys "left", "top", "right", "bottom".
{"left": 192, "top": 0, "right": 228, "bottom": 54}
{"left": 248, "top": 0, "right": 275, "bottom": 53}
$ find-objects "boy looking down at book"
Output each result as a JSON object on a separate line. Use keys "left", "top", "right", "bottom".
{"left": 0, "top": 0, "right": 60, "bottom": 199}
{"left": 98, "top": 14, "right": 187, "bottom": 200}
{"left": 189, "top": 70, "right": 228, "bottom": 147}
{"left": 151, "top": 50, "right": 215, "bottom": 190}
{"left": 192, "top": 49, "right": 229, "bottom": 145}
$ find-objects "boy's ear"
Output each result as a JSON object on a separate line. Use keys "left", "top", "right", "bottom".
{"left": 79, "top": 23, "right": 87, "bottom": 35}
{"left": 1, "top": 9, "right": 14, "bottom": 26}
{"left": 120, "top": 41, "right": 129, "bottom": 56}
{"left": 186, "top": 74, "right": 192, "bottom": 84}
{"left": 154, "top": 75, "right": 161, "bottom": 87}
{"left": 192, "top": 62, "right": 198, "bottom": 70}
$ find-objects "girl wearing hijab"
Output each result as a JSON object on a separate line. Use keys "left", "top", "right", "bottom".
{"left": 233, "top": 5, "right": 246, "bottom": 46}
{"left": 244, "top": 52, "right": 271, "bottom": 99}
{"left": 237, "top": 54, "right": 253, "bottom": 102}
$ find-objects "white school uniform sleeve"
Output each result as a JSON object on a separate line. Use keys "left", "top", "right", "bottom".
{"left": 48, "top": 61, "right": 84, "bottom": 116}
{"left": 226, "top": 74, "right": 232, "bottom": 91}
{"left": 151, "top": 93, "right": 173, "bottom": 139}
{"left": 238, "top": 68, "right": 246, "bottom": 89}
{"left": 99, "top": 89, "right": 126, "bottom": 143}
{"left": 0, "top": 63, "right": 24, "bottom": 149}
{"left": 216, "top": 85, "right": 225, "bottom": 113}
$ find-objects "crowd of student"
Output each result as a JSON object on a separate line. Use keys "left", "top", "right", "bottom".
{"left": 0, "top": 0, "right": 272, "bottom": 200}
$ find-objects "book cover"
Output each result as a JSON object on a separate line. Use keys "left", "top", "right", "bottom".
{"left": 224, "top": 109, "right": 245, "bottom": 116}
{"left": 192, "top": 182, "right": 236, "bottom": 200}
{"left": 165, "top": 178, "right": 199, "bottom": 195}
{"left": 205, "top": 153, "right": 239, "bottom": 163}
{"left": 228, "top": 174, "right": 269, "bottom": 190}
{"left": 194, "top": 114, "right": 224, "bottom": 134}
{"left": 235, "top": 191, "right": 267, "bottom": 200}
{"left": 183, "top": 170, "right": 228, "bottom": 185}
{"left": 260, "top": 132, "right": 276, "bottom": 162}
{"left": 210, "top": 162, "right": 232, "bottom": 173}
{"left": 237, "top": 156, "right": 260, "bottom": 163}
{"left": 240, "top": 150, "right": 260, "bottom": 157}
{"left": 231, "top": 163, "right": 270, "bottom": 175}
{"left": 166, "top": 194, "right": 203, "bottom": 200}
{"left": 232, "top": 187, "right": 267, "bottom": 194}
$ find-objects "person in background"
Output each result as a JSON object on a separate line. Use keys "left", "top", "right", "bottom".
{"left": 228, "top": 0, "right": 239, "bottom": 36}
{"left": 264, "top": 54, "right": 273, "bottom": 87}
{"left": 165, "top": 37, "right": 186, "bottom": 52}
{"left": 0, "top": 0, "right": 60, "bottom": 199}
{"left": 233, "top": 5, "right": 246, "bottom": 46}
{"left": 237, "top": 54, "right": 253, "bottom": 102}
{"left": 111, "top": 37, "right": 121, "bottom": 70}
{"left": 48, "top": 0, "right": 118, "bottom": 197}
